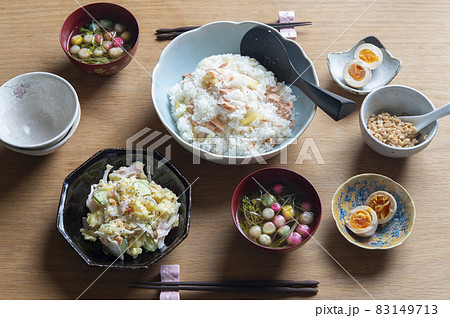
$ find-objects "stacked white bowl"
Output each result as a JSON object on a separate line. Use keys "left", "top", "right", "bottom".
{"left": 0, "top": 72, "right": 80, "bottom": 156}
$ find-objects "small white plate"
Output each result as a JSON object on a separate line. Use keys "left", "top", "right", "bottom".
{"left": 327, "top": 36, "right": 402, "bottom": 95}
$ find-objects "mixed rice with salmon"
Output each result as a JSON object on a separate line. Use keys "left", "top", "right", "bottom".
{"left": 169, "top": 54, "right": 296, "bottom": 156}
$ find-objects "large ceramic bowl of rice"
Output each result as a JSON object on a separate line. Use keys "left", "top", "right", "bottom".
{"left": 152, "top": 21, "right": 319, "bottom": 164}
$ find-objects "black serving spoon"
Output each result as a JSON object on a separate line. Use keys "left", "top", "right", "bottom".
{"left": 240, "top": 26, "right": 356, "bottom": 121}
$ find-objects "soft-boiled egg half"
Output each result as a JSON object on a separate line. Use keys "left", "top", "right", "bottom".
{"left": 345, "top": 205, "right": 378, "bottom": 237}
{"left": 354, "top": 43, "right": 383, "bottom": 70}
{"left": 365, "top": 191, "right": 397, "bottom": 224}
{"left": 343, "top": 60, "right": 372, "bottom": 88}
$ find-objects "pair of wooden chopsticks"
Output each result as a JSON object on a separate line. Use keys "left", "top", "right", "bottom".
{"left": 130, "top": 279, "right": 319, "bottom": 295}
{"left": 155, "top": 21, "right": 312, "bottom": 40}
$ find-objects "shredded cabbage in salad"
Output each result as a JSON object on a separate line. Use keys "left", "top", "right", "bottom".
{"left": 80, "top": 162, "right": 181, "bottom": 259}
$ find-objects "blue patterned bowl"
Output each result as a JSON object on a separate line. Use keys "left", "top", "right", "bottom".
{"left": 331, "top": 173, "right": 415, "bottom": 249}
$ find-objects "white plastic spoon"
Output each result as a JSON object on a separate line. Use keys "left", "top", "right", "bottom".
{"left": 398, "top": 102, "right": 450, "bottom": 131}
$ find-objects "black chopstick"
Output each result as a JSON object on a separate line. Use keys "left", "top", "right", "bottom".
{"left": 132, "top": 279, "right": 319, "bottom": 288}
{"left": 130, "top": 285, "right": 318, "bottom": 295}
{"left": 155, "top": 32, "right": 190, "bottom": 40}
{"left": 155, "top": 22, "right": 312, "bottom": 40}
{"left": 156, "top": 22, "right": 311, "bottom": 34}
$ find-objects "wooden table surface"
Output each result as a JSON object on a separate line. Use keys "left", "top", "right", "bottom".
{"left": 1, "top": 0, "right": 449, "bottom": 300}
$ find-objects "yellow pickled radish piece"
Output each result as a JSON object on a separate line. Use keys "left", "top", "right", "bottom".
{"left": 241, "top": 109, "right": 260, "bottom": 125}
{"left": 241, "top": 74, "right": 259, "bottom": 88}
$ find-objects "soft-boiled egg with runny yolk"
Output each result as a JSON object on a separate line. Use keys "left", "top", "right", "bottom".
{"left": 365, "top": 191, "right": 397, "bottom": 224}
{"left": 354, "top": 43, "right": 383, "bottom": 70}
{"left": 345, "top": 205, "right": 378, "bottom": 237}
{"left": 343, "top": 60, "right": 372, "bottom": 88}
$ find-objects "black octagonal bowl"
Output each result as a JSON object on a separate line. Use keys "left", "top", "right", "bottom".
{"left": 57, "top": 148, "right": 191, "bottom": 268}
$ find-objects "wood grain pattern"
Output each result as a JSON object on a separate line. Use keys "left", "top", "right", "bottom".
{"left": 0, "top": 0, "right": 449, "bottom": 300}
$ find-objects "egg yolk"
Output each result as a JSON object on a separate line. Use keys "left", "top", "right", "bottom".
{"left": 348, "top": 64, "right": 366, "bottom": 81}
{"left": 349, "top": 209, "right": 373, "bottom": 230}
{"left": 359, "top": 49, "right": 379, "bottom": 64}
{"left": 368, "top": 195, "right": 391, "bottom": 220}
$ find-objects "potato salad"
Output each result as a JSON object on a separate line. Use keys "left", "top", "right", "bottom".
{"left": 80, "top": 162, "right": 181, "bottom": 259}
